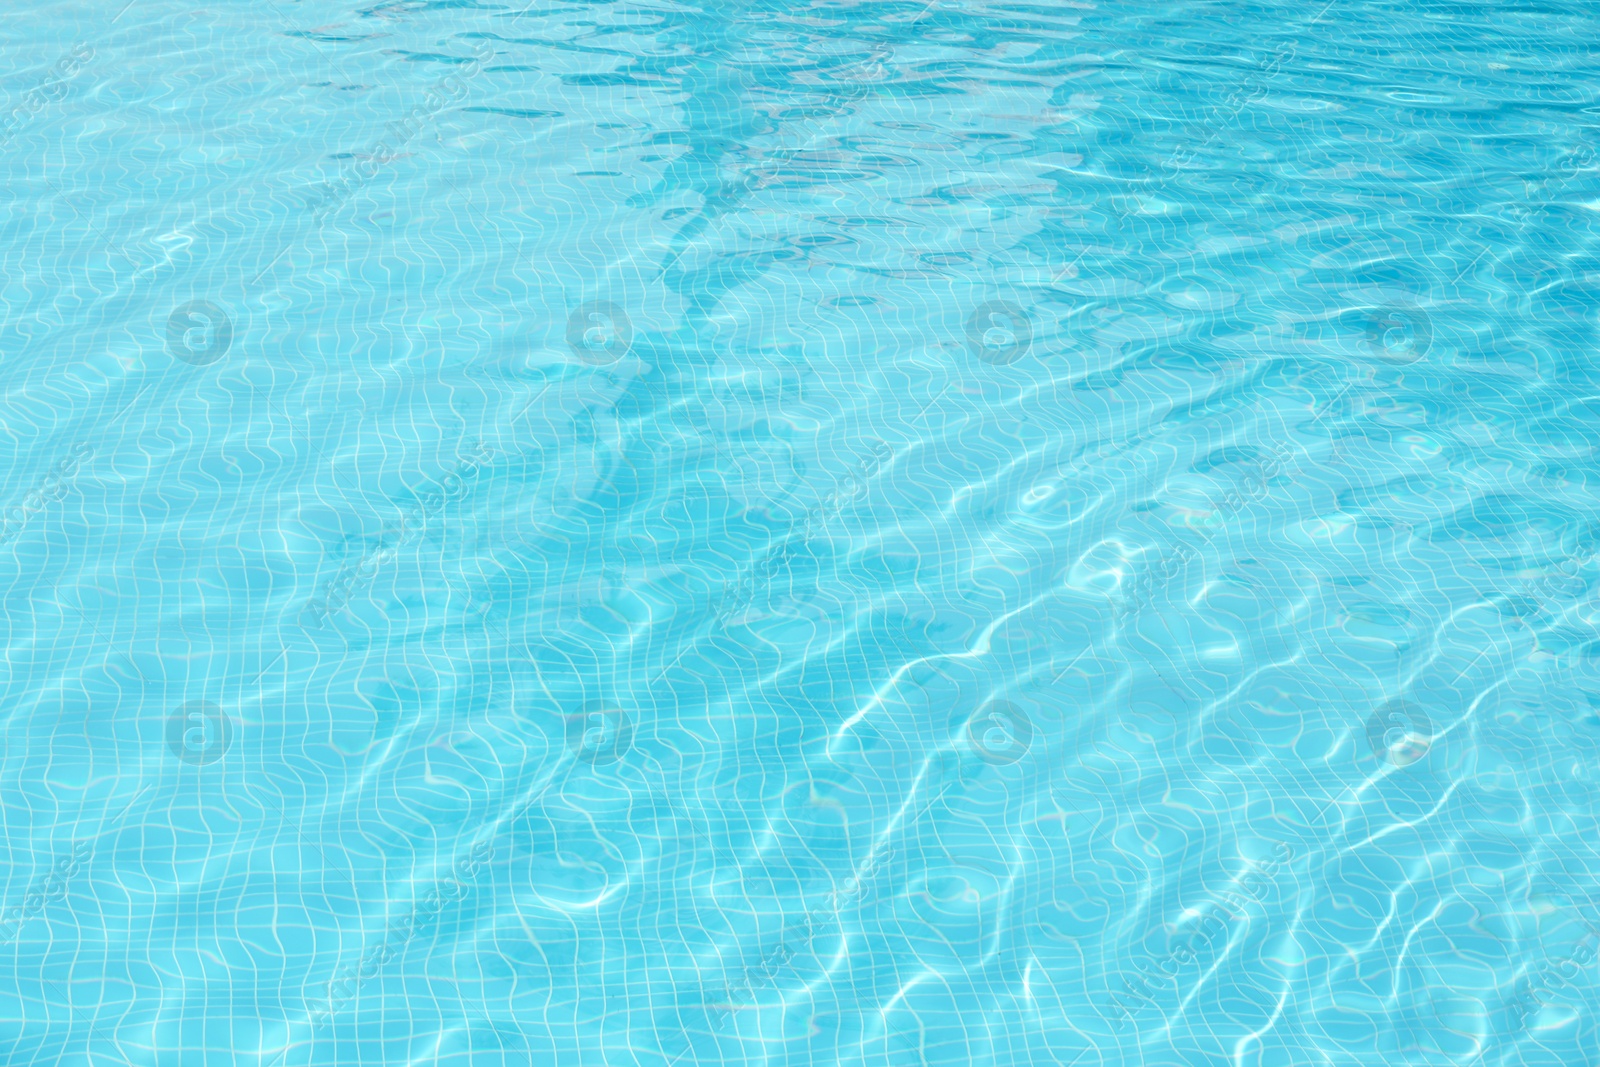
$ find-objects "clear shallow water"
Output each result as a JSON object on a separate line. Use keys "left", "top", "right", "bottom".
{"left": 2, "top": 0, "right": 1599, "bottom": 1064}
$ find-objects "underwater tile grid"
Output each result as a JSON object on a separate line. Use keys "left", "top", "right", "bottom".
{"left": 0, "top": 0, "right": 1598, "bottom": 1064}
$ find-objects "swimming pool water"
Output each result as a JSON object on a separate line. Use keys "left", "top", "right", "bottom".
{"left": 2, "top": 1, "right": 1599, "bottom": 1064}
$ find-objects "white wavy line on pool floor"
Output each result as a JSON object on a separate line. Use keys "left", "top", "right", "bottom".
{"left": 255, "top": 744, "right": 640, "bottom": 1064}
{"left": 827, "top": 583, "right": 1065, "bottom": 757}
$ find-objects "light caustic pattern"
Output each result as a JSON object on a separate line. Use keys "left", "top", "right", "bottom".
{"left": 0, "top": 1, "right": 1598, "bottom": 1066}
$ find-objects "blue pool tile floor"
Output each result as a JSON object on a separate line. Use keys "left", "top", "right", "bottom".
{"left": 1, "top": 1, "right": 1599, "bottom": 1064}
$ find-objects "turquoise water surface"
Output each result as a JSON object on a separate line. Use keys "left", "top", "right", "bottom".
{"left": 3, "top": 1, "right": 1599, "bottom": 1064}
